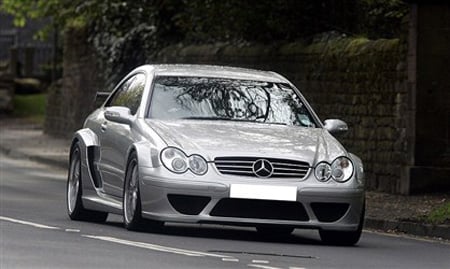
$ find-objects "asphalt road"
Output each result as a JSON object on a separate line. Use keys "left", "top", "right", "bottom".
{"left": 1, "top": 152, "right": 449, "bottom": 269}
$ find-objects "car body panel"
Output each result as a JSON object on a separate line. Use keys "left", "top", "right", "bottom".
{"left": 146, "top": 119, "right": 348, "bottom": 167}
{"left": 70, "top": 64, "right": 365, "bottom": 233}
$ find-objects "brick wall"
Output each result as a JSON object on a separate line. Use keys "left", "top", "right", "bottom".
{"left": 156, "top": 37, "right": 409, "bottom": 193}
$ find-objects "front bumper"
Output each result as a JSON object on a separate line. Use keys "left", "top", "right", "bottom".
{"left": 139, "top": 166, "right": 365, "bottom": 232}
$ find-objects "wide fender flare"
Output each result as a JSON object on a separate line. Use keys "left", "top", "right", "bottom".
{"left": 71, "top": 128, "right": 100, "bottom": 150}
{"left": 70, "top": 128, "right": 100, "bottom": 191}
{"left": 127, "top": 141, "right": 160, "bottom": 192}
{"left": 70, "top": 128, "right": 100, "bottom": 168}
{"left": 349, "top": 152, "right": 364, "bottom": 187}
{"left": 128, "top": 141, "right": 160, "bottom": 169}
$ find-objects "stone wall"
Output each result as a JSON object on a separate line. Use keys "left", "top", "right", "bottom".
{"left": 156, "top": 37, "right": 409, "bottom": 193}
{"left": 44, "top": 27, "right": 102, "bottom": 137}
{"left": 407, "top": 3, "right": 450, "bottom": 193}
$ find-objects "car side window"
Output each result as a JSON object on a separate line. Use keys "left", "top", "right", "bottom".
{"left": 106, "top": 73, "right": 146, "bottom": 115}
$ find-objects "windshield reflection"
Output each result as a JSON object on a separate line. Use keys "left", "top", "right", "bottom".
{"left": 148, "top": 76, "right": 316, "bottom": 127}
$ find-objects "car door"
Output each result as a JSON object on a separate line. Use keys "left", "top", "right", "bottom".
{"left": 99, "top": 73, "right": 146, "bottom": 197}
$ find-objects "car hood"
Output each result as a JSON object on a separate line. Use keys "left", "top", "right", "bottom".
{"left": 145, "top": 119, "right": 347, "bottom": 165}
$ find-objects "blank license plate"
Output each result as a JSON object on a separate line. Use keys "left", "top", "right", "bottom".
{"left": 230, "top": 184, "right": 297, "bottom": 201}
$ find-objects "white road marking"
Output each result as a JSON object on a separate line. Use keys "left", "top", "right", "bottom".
{"left": 65, "top": 229, "right": 80, "bottom": 233}
{"left": 248, "top": 264, "right": 282, "bottom": 269}
{"left": 27, "top": 171, "right": 66, "bottom": 180}
{"left": 0, "top": 215, "right": 302, "bottom": 268}
{"left": 82, "top": 235, "right": 233, "bottom": 258}
{"left": 252, "top": 260, "right": 270, "bottom": 264}
{"left": 222, "top": 258, "right": 240, "bottom": 262}
{"left": 0, "top": 216, "right": 60, "bottom": 230}
{"left": 289, "top": 267, "right": 306, "bottom": 269}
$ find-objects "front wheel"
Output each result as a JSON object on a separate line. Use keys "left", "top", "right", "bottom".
{"left": 123, "top": 152, "right": 144, "bottom": 230}
{"left": 123, "top": 152, "right": 163, "bottom": 231}
{"left": 319, "top": 204, "right": 365, "bottom": 246}
{"left": 67, "top": 142, "right": 108, "bottom": 222}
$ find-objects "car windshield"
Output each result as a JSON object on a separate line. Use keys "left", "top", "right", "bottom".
{"left": 148, "top": 76, "right": 317, "bottom": 127}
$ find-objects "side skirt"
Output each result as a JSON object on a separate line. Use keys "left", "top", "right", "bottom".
{"left": 82, "top": 193, "right": 123, "bottom": 215}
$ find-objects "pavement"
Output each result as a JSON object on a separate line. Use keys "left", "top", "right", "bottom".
{"left": 1, "top": 118, "right": 449, "bottom": 241}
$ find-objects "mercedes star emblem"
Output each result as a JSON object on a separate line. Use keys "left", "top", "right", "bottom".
{"left": 252, "top": 159, "right": 274, "bottom": 178}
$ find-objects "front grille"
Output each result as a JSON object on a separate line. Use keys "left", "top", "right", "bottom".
{"left": 210, "top": 198, "right": 309, "bottom": 221}
{"left": 214, "top": 157, "right": 310, "bottom": 178}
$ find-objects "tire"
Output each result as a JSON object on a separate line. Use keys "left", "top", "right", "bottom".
{"left": 256, "top": 225, "right": 295, "bottom": 238}
{"left": 319, "top": 203, "right": 365, "bottom": 246}
{"left": 67, "top": 142, "right": 108, "bottom": 222}
{"left": 123, "top": 152, "right": 163, "bottom": 231}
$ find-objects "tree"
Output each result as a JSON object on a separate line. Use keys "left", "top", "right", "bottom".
{"left": 1, "top": 0, "right": 408, "bottom": 85}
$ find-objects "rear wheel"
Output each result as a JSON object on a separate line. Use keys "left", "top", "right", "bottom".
{"left": 123, "top": 152, "right": 162, "bottom": 231}
{"left": 67, "top": 142, "right": 108, "bottom": 222}
{"left": 319, "top": 203, "right": 365, "bottom": 246}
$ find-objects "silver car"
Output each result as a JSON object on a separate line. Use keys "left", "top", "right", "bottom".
{"left": 67, "top": 64, "right": 365, "bottom": 245}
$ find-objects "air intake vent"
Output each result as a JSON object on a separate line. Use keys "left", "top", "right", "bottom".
{"left": 311, "top": 202, "right": 349, "bottom": 222}
{"left": 210, "top": 198, "right": 309, "bottom": 221}
{"left": 168, "top": 194, "right": 211, "bottom": 215}
{"left": 214, "top": 157, "right": 310, "bottom": 178}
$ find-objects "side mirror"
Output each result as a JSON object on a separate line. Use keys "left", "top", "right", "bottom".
{"left": 104, "top": 106, "right": 133, "bottom": 125}
{"left": 324, "top": 119, "right": 348, "bottom": 135}
{"left": 94, "top": 91, "right": 110, "bottom": 107}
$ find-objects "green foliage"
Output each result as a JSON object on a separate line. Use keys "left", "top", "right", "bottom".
{"left": 176, "top": 0, "right": 357, "bottom": 42}
{"left": 1, "top": 0, "right": 83, "bottom": 41}
{"left": 1, "top": 0, "right": 76, "bottom": 27}
{"left": 361, "top": 0, "right": 408, "bottom": 39}
{"left": 425, "top": 202, "right": 450, "bottom": 225}
{"left": 13, "top": 93, "right": 47, "bottom": 124}
{"left": 1, "top": 0, "right": 409, "bottom": 86}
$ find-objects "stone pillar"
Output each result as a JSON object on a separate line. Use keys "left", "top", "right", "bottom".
{"left": 407, "top": 1, "right": 450, "bottom": 193}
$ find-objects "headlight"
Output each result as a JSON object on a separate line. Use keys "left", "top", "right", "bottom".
{"left": 314, "top": 162, "right": 332, "bottom": 182}
{"left": 160, "top": 147, "right": 208, "bottom": 175}
{"left": 331, "top": 157, "right": 353, "bottom": 182}
{"left": 161, "top": 147, "right": 188, "bottom": 173}
{"left": 314, "top": 157, "right": 354, "bottom": 183}
{"left": 189, "top": 155, "right": 208, "bottom": 175}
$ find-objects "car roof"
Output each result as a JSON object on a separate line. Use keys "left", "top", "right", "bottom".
{"left": 133, "top": 64, "right": 289, "bottom": 83}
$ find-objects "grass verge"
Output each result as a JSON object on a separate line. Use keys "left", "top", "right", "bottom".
{"left": 425, "top": 202, "right": 450, "bottom": 225}
{"left": 12, "top": 93, "right": 47, "bottom": 124}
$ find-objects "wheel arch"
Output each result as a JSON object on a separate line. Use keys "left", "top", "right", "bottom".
{"left": 71, "top": 128, "right": 101, "bottom": 192}
{"left": 72, "top": 128, "right": 100, "bottom": 150}
{"left": 127, "top": 141, "right": 160, "bottom": 195}
{"left": 127, "top": 141, "right": 159, "bottom": 169}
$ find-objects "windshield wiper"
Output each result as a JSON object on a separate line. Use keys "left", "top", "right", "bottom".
{"left": 181, "top": 116, "right": 288, "bottom": 125}
{"left": 181, "top": 116, "right": 234, "bottom": 121}
{"left": 262, "top": 121, "right": 287, "bottom": 126}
